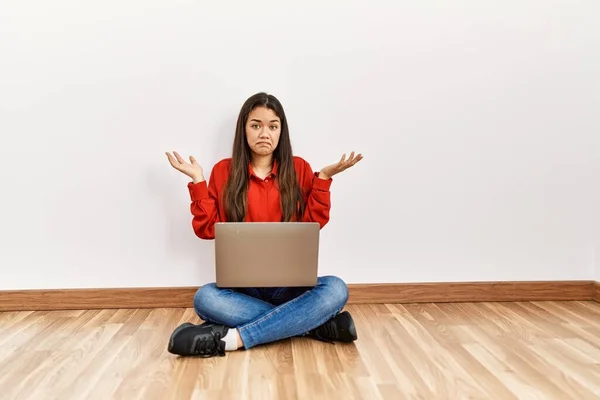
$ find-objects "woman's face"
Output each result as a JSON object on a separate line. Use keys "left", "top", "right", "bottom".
{"left": 245, "top": 106, "right": 281, "bottom": 158}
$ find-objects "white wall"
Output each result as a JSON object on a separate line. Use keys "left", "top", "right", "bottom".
{"left": 596, "top": 249, "right": 600, "bottom": 282}
{"left": 596, "top": 230, "right": 600, "bottom": 282}
{"left": 1, "top": 1, "right": 599, "bottom": 290}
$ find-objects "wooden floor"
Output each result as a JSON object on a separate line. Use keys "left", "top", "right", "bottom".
{"left": 1, "top": 302, "right": 600, "bottom": 399}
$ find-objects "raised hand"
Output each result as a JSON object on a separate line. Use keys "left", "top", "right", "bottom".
{"left": 166, "top": 151, "right": 205, "bottom": 183}
{"left": 319, "top": 151, "right": 363, "bottom": 180}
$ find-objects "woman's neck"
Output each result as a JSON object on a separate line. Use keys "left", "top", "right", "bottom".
{"left": 251, "top": 154, "right": 273, "bottom": 170}
{"left": 250, "top": 154, "right": 274, "bottom": 179}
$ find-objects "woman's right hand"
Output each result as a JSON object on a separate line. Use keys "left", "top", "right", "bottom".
{"left": 166, "top": 151, "right": 205, "bottom": 183}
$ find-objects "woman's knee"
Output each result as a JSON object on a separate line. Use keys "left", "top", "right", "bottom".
{"left": 318, "top": 275, "right": 349, "bottom": 309}
{"left": 193, "top": 283, "right": 220, "bottom": 317}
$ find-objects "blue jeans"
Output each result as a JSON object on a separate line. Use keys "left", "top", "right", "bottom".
{"left": 193, "top": 275, "right": 349, "bottom": 349}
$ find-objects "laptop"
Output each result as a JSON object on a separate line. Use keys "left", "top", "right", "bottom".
{"left": 214, "top": 222, "right": 320, "bottom": 288}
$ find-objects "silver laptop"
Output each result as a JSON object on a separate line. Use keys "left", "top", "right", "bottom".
{"left": 214, "top": 222, "right": 320, "bottom": 288}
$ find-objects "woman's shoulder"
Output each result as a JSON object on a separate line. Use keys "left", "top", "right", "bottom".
{"left": 214, "top": 158, "right": 232, "bottom": 168}
{"left": 292, "top": 156, "right": 316, "bottom": 176}
{"left": 209, "top": 158, "right": 232, "bottom": 178}
{"left": 293, "top": 155, "right": 310, "bottom": 167}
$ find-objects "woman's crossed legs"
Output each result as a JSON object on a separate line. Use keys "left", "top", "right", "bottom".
{"left": 167, "top": 276, "right": 358, "bottom": 357}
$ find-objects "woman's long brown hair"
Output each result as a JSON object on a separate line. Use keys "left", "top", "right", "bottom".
{"left": 222, "top": 93, "right": 304, "bottom": 222}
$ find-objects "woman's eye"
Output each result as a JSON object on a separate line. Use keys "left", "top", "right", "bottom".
{"left": 270, "top": 126, "right": 278, "bottom": 130}
{"left": 252, "top": 124, "right": 259, "bottom": 129}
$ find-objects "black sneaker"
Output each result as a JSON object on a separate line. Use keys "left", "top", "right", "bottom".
{"left": 167, "top": 322, "right": 229, "bottom": 357}
{"left": 307, "top": 311, "right": 358, "bottom": 343}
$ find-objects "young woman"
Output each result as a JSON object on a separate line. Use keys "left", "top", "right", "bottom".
{"left": 165, "top": 92, "right": 363, "bottom": 357}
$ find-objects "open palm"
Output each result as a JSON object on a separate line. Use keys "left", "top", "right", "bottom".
{"left": 166, "top": 151, "right": 205, "bottom": 182}
{"left": 320, "top": 151, "right": 363, "bottom": 179}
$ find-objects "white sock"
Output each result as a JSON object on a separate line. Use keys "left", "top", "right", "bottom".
{"left": 223, "top": 328, "right": 239, "bottom": 351}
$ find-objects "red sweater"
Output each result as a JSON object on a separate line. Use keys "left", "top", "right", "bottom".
{"left": 187, "top": 156, "right": 332, "bottom": 239}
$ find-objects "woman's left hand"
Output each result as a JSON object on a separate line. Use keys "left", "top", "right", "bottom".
{"left": 319, "top": 151, "right": 363, "bottom": 180}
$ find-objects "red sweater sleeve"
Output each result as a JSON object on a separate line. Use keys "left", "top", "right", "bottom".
{"left": 299, "top": 160, "right": 332, "bottom": 228}
{"left": 187, "top": 168, "right": 221, "bottom": 240}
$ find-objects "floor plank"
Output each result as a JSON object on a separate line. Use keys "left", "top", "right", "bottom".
{"left": 0, "top": 301, "right": 599, "bottom": 399}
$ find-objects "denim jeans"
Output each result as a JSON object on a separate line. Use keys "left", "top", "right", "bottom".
{"left": 193, "top": 275, "right": 349, "bottom": 349}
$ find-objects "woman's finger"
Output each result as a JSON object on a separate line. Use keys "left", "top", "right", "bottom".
{"left": 342, "top": 152, "right": 362, "bottom": 170}
{"left": 174, "top": 151, "right": 186, "bottom": 164}
{"left": 166, "top": 152, "right": 178, "bottom": 168}
{"left": 352, "top": 153, "right": 363, "bottom": 165}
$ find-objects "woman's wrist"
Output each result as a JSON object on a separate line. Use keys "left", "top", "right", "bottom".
{"left": 318, "top": 171, "right": 331, "bottom": 180}
{"left": 192, "top": 175, "right": 205, "bottom": 184}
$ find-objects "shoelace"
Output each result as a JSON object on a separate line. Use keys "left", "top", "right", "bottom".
{"left": 192, "top": 331, "right": 224, "bottom": 357}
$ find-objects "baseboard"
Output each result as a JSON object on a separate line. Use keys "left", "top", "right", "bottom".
{"left": 593, "top": 281, "right": 600, "bottom": 303}
{"left": 0, "top": 287, "right": 199, "bottom": 312}
{"left": 348, "top": 280, "right": 594, "bottom": 304}
{"left": 0, "top": 280, "right": 596, "bottom": 312}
